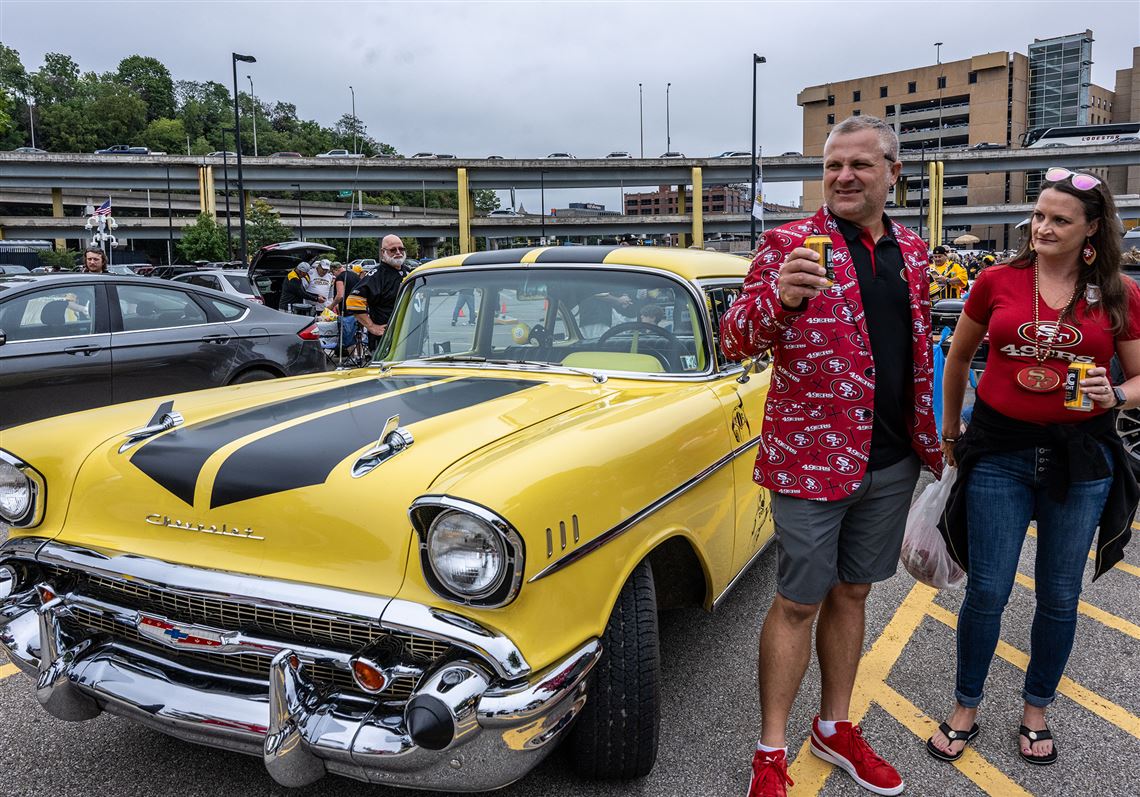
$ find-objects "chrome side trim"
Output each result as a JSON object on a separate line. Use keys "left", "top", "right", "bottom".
{"left": 710, "top": 533, "right": 776, "bottom": 611}
{"left": 0, "top": 450, "right": 47, "bottom": 528}
{"left": 381, "top": 599, "right": 530, "bottom": 680}
{"left": 528, "top": 434, "right": 762, "bottom": 583}
{"left": 33, "top": 541, "right": 393, "bottom": 624}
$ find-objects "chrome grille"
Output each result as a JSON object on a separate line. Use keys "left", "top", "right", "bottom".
{"left": 43, "top": 566, "right": 450, "bottom": 701}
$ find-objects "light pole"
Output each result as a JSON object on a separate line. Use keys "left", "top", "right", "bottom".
{"left": 638, "top": 83, "right": 644, "bottom": 158}
{"left": 166, "top": 166, "right": 174, "bottom": 266}
{"left": 349, "top": 85, "right": 358, "bottom": 155}
{"left": 750, "top": 54, "right": 766, "bottom": 249}
{"left": 246, "top": 74, "right": 258, "bottom": 157}
{"left": 292, "top": 183, "right": 304, "bottom": 241}
{"left": 935, "top": 42, "right": 944, "bottom": 152}
{"left": 666, "top": 82, "right": 672, "bottom": 154}
{"left": 232, "top": 52, "right": 256, "bottom": 265}
{"left": 26, "top": 96, "right": 35, "bottom": 149}
{"left": 540, "top": 171, "right": 546, "bottom": 243}
{"left": 221, "top": 127, "right": 234, "bottom": 260}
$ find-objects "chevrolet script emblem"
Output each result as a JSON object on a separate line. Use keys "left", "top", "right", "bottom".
{"left": 145, "top": 513, "right": 264, "bottom": 541}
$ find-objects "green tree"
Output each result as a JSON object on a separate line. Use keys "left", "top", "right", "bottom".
{"left": 30, "top": 53, "right": 80, "bottom": 105}
{"left": 0, "top": 90, "right": 13, "bottom": 140}
{"left": 38, "top": 248, "right": 80, "bottom": 271}
{"left": 176, "top": 80, "right": 231, "bottom": 148}
{"left": 141, "top": 117, "right": 186, "bottom": 154}
{"left": 179, "top": 213, "right": 229, "bottom": 262}
{"left": 0, "top": 44, "right": 29, "bottom": 96}
{"left": 40, "top": 77, "right": 146, "bottom": 152}
{"left": 245, "top": 198, "right": 295, "bottom": 254}
{"left": 474, "top": 189, "right": 500, "bottom": 213}
{"left": 116, "top": 55, "right": 175, "bottom": 121}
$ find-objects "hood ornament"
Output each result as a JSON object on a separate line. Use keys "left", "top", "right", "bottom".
{"left": 119, "top": 400, "right": 184, "bottom": 453}
{"left": 352, "top": 414, "right": 415, "bottom": 478}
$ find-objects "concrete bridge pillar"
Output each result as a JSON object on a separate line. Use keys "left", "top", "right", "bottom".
{"left": 198, "top": 166, "right": 217, "bottom": 218}
{"left": 52, "top": 188, "right": 66, "bottom": 251}
{"left": 676, "top": 183, "right": 687, "bottom": 248}
{"left": 457, "top": 168, "right": 474, "bottom": 254}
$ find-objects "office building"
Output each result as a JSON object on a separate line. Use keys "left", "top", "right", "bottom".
{"left": 624, "top": 184, "right": 750, "bottom": 215}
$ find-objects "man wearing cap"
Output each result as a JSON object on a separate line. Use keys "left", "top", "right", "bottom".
{"left": 347, "top": 234, "right": 408, "bottom": 349}
{"left": 308, "top": 259, "right": 335, "bottom": 308}
{"left": 280, "top": 261, "right": 319, "bottom": 313}
{"left": 929, "top": 246, "right": 968, "bottom": 300}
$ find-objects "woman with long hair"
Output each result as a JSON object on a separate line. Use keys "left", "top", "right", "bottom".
{"left": 929, "top": 169, "right": 1140, "bottom": 765}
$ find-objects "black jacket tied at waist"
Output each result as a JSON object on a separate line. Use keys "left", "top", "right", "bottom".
{"left": 938, "top": 397, "right": 1138, "bottom": 581}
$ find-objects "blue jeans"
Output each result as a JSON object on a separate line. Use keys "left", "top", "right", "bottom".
{"left": 452, "top": 290, "right": 476, "bottom": 323}
{"left": 955, "top": 444, "right": 1112, "bottom": 709}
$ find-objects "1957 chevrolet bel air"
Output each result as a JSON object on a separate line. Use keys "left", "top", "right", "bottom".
{"left": 0, "top": 245, "right": 773, "bottom": 791}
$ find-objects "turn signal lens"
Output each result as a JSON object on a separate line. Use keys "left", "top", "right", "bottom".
{"left": 351, "top": 658, "right": 387, "bottom": 693}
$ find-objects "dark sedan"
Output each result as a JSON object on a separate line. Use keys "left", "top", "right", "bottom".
{"left": 0, "top": 274, "right": 327, "bottom": 430}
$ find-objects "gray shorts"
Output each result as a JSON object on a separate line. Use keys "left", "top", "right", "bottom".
{"left": 772, "top": 454, "right": 920, "bottom": 605}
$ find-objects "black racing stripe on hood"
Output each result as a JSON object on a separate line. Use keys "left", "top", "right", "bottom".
{"left": 461, "top": 248, "right": 540, "bottom": 265}
{"left": 131, "top": 375, "right": 441, "bottom": 505}
{"left": 532, "top": 246, "right": 621, "bottom": 263}
{"left": 209, "top": 377, "right": 540, "bottom": 508}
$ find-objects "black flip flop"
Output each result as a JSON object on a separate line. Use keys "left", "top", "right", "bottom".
{"left": 1018, "top": 724, "right": 1058, "bottom": 765}
{"left": 926, "top": 722, "right": 981, "bottom": 762}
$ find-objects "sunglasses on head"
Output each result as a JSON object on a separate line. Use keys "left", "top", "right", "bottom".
{"left": 1044, "top": 167, "right": 1101, "bottom": 191}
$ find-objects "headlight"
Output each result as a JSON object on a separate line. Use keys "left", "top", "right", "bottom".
{"left": 427, "top": 511, "right": 506, "bottom": 597}
{"left": 411, "top": 497, "right": 525, "bottom": 608}
{"left": 0, "top": 452, "right": 44, "bottom": 527}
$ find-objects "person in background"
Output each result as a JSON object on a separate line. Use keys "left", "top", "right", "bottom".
{"left": 81, "top": 248, "right": 107, "bottom": 274}
{"left": 347, "top": 235, "right": 407, "bottom": 349}
{"left": 280, "top": 261, "right": 318, "bottom": 313}
{"left": 929, "top": 246, "right": 968, "bottom": 300}
{"left": 329, "top": 261, "right": 361, "bottom": 350}
{"left": 932, "top": 168, "right": 1140, "bottom": 767}
{"left": 308, "top": 258, "right": 335, "bottom": 308}
{"left": 638, "top": 304, "right": 666, "bottom": 327}
{"left": 721, "top": 115, "right": 942, "bottom": 797}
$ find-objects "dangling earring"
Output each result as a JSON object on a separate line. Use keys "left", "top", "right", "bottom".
{"left": 1028, "top": 238, "right": 1035, "bottom": 252}
{"left": 1082, "top": 238, "right": 1097, "bottom": 266}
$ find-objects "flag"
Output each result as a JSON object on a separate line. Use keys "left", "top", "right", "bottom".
{"left": 751, "top": 185, "right": 764, "bottom": 220}
{"left": 94, "top": 199, "right": 112, "bottom": 217}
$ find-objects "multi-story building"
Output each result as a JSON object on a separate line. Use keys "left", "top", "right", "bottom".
{"left": 624, "top": 184, "right": 750, "bottom": 216}
{"left": 797, "top": 31, "right": 1138, "bottom": 248}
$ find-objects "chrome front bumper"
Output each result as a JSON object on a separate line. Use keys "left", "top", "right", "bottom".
{"left": 0, "top": 550, "right": 600, "bottom": 792}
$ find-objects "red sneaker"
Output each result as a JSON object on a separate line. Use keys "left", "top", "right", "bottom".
{"left": 809, "top": 717, "right": 904, "bottom": 796}
{"left": 746, "top": 748, "right": 794, "bottom": 797}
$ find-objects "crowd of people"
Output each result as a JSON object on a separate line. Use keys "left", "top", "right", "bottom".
{"left": 722, "top": 114, "right": 1139, "bottom": 797}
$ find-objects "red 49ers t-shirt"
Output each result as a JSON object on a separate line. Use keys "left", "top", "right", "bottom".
{"left": 964, "top": 263, "right": 1140, "bottom": 424}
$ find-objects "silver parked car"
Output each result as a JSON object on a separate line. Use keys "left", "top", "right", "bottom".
{"left": 172, "top": 269, "right": 265, "bottom": 304}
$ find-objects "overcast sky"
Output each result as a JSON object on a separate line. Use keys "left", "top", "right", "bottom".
{"left": 2, "top": 0, "right": 1138, "bottom": 209}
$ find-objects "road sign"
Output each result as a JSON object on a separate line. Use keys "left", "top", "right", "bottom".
{"left": 338, "top": 190, "right": 353, "bottom": 198}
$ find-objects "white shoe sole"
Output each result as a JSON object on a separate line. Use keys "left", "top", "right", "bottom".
{"left": 810, "top": 732, "right": 905, "bottom": 796}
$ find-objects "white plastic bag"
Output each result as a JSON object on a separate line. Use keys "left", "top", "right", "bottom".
{"left": 900, "top": 466, "right": 966, "bottom": 589}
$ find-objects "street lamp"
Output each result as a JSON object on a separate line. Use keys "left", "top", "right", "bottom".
{"left": 750, "top": 54, "right": 766, "bottom": 249}
{"left": 232, "top": 52, "right": 256, "bottom": 265}
{"left": 934, "top": 42, "right": 944, "bottom": 152}
{"left": 246, "top": 75, "right": 258, "bottom": 157}
{"left": 349, "top": 85, "right": 358, "bottom": 155}
{"left": 638, "top": 83, "right": 644, "bottom": 159}
{"left": 540, "top": 171, "right": 546, "bottom": 243}
{"left": 666, "top": 82, "right": 672, "bottom": 154}
{"left": 292, "top": 183, "right": 304, "bottom": 241}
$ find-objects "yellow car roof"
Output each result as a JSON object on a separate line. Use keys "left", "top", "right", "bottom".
{"left": 417, "top": 245, "right": 749, "bottom": 282}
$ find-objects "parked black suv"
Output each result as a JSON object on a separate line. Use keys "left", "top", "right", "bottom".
{"left": 247, "top": 241, "right": 337, "bottom": 310}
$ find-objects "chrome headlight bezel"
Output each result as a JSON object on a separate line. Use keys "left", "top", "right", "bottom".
{"left": 409, "top": 496, "right": 525, "bottom": 608}
{"left": 0, "top": 451, "right": 45, "bottom": 528}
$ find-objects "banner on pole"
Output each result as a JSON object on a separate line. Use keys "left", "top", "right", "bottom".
{"left": 751, "top": 184, "right": 764, "bottom": 220}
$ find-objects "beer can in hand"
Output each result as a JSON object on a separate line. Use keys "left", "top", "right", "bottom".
{"left": 804, "top": 235, "right": 835, "bottom": 285}
{"left": 1064, "top": 362, "right": 1096, "bottom": 412}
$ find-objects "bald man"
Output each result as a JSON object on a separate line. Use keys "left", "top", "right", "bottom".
{"left": 346, "top": 234, "right": 408, "bottom": 349}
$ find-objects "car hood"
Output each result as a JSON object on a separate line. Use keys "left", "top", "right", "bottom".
{"left": 46, "top": 368, "right": 611, "bottom": 595}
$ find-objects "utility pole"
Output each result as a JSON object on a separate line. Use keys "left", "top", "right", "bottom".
{"left": 232, "top": 52, "right": 256, "bottom": 264}
{"left": 666, "top": 82, "right": 672, "bottom": 154}
{"left": 638, "top": 83, "right": 644, "bottom": 158}
{"left": 247, "top": 75, "right": 258, "bottom": 157}
{"left": 349, "top": 85, "right": 358, "bottom": 155}
{"left": 750, "top": 54, "right": 766, "bottom": 249}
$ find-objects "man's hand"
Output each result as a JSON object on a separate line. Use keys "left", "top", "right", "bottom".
{"left": 777, "top": 247, "right": 830, "bottom": 309}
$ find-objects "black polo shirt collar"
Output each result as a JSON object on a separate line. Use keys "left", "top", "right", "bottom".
{"left": 832, "top": 213, "right": 896, "bottom": 246}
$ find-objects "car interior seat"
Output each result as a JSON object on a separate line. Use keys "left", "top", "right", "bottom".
{"left": 38, "top": 299, "right": 71, "bottom": 336}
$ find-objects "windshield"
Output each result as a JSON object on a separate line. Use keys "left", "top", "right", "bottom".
{"left": 223, "top": 273, "right": 256, "bottom": 294}
{"left": 377, "top": 267, "right": 708, "bottom": 375}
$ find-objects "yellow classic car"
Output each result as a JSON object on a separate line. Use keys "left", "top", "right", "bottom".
{"left": 0, "top": 245, "right": 773, "bottom": 791}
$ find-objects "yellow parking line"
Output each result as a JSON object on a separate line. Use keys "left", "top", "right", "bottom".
{"left": 0, "top": 662, "right": 17, "bottom": 680}
{"left": 788, "top": 582, "right": 938, "bottom": 793}
{"left": 871, "top": 682, "right": 1033, "bottom": 796}
{"left": 926, "top": 603, "right": 1140, "bottom": 739}
{"left": 1013, "top": 572, "right": 1140, "bottom": 641}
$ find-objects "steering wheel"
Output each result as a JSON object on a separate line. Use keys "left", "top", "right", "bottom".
{"left": 596, "top": 321, "right": 681, "bottom": 350}
{"left": 527, "top": 323, "right": 552, "bottom": 346}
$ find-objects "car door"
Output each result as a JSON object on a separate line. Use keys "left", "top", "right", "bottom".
{"left": 109, "top": 282, "right": 238, "bottom": 402}
{"left": 702, "top": 280, "right": 776, "bottom": 575}
{"left": 0, "top": 282, "right": 112, "bottom": 429}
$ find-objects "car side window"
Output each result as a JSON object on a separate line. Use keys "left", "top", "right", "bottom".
{"left": 703, "top": 284, "right": 744, "bottom": 369}
{"left": 118, "top": 285, "right": 208, "bottom": 331}
{"left": 204, "top": 298, "right": 246, "bottom": 320}
{"left": 0, "top": 285, "right": 98, "bottom": 342}
{"left": 187, "top": 275, "right": 219, "bottom": 290}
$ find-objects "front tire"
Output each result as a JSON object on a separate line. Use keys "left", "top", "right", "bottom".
{"left": 568, "top": 559, "right": 660, "bottom": 780}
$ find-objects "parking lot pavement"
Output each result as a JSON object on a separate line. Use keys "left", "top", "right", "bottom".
{"left": 1, "top": 496, "right": 1138, "bottom": 796}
